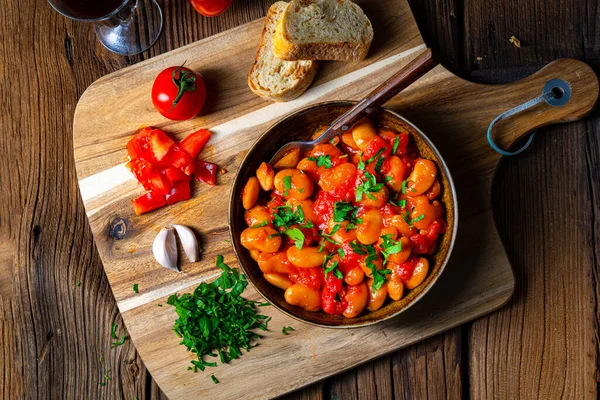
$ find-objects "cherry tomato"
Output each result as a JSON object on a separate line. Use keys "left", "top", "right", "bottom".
{"left": 190, "top": 0, "right": 232, "bottom": 17}
{"left": 152, "top": 66, "right": 206, "bottom": 121}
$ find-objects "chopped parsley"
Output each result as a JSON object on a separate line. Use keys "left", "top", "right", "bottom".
{"left": 167, "top": 256, "right": 270, "bottom": 372}
{"left": 133, "top": 284, "right": 139, "bottom": 293}
{"left": 318, "top": 225, "right": 342, "bottom": 251}
{"left": 401, "top": 180, "right": 408, "bottom": 194}
{"left": 285, "top": 227, "right": 306, "bottom": 250}
{"left": 251, "top": 220, "right": 269, "bottom": 228}
{"left": 351, "top": 241, "right": 390, "bottom": 290}
{"left": 272, "top": 205, "right": 305, "bottom": 229}
{"left": 110, "top": 323, "right": 118, "bottom": 340}
{"left": 379, "top": 234, "right": 403, "bottom": 264}
{"left": 401, "top": 207, "right": 425, "bottom": 227}
{"left": 337, "top": 248, "right": 345, "bottom": 259}
{"left": 366, "top": 148, "right": 386, "bottom": 164}
{"left": 308, "top": 155, "right": 332, "bottom": 169}
{"left": 356, "top": 171, "right": 385, "bottom": 201}
{"left": 211, "top": 375, "right": 220, "bottom": 384}
{"left": 281, "top": 326, "right": 295, "bottom": 335}
{"left": 389, "top": 198, "right": 407, "bottom": 208}
{"left": 283, "top": 176, "right": 292, "bottom": 196}
{"left": 322, "top": 254, "right": 343, "bottom": 279}
{"left": 357, "top": 153, "right": 366, "bottom": 171}
{"left": 333, "top": 202, "right": 362, "bottom": 229}
{"left": 76, "top": 281, "right": 81, "bottom": 287}
{"left": 392, "top": 136, "right": 400, "bottom": 154}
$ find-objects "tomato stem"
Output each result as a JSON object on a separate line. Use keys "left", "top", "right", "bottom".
{"left": 171, "top": 64, "right": 197, "bottom": 110}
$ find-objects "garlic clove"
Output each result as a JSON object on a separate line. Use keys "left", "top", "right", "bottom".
{"left": 153, "top": 227, "right": 180, "bottom": 272}
{"left": 171, "top": 224, "right": 200, "bottom": 263}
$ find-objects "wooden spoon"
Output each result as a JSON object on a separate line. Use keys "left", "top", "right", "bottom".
{"left": 270, "top": 48, "right": 438, "bottom": 163}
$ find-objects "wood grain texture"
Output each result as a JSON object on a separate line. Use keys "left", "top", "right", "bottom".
{"left": 3, "top": 0, "right": 600, "bottom": 399}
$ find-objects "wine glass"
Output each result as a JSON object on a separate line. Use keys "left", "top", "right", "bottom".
{"left": 48, "top": 0, "right": 163, "bottom": 56}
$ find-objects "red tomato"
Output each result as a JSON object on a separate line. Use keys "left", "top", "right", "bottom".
{"left": 162, "top": 166, "right": 191, "bottom": 185}
{"left": 194, "top": 160, "right": 218, "bottom": 185}
{"left": 158, "top": 144, "right": 195, "bottom": 176}
{"left": 179, "top": 129, "right": 211, "bottom": 158}
{"left": 127, "top": 127, "right": 174, "bottom": 164}
{"left": 322, "top": 274, "right": 347, "bottom": 315}
{"left": 165, "top": 181, "right": 192, "bottom": 205}
{"left": 363, "top": 136, "right": 392, "bottom": 163}
{"left": 132, "top": 191, "right": 166, "bottom": 215}
{"left": 152, "top": 66, "right": 206, "bottom": 121}
{"left": 289, "top": 267, "right": 323, "bottom": 290}
{"left": 148, "top": 172, "right": 171, "bottom": 195}
{"left": 396, "top": 257, "right": 418, "bottom": 280}
{"left": 338, "top": 241, "right": 365, "bottom": 271}
{"left": 190, "top": 0, "right": 232, "bottom": 16}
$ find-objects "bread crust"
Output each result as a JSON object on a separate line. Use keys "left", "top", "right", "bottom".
{"left": 248, "top": 1, "right": 318, "bottom": 102}
{"left": 273, "top": 0, "right": 373, "bottom": 62}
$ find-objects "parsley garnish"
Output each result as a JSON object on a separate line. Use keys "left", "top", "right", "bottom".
{"left": 319, "top": 225, "right": 342, "bottom": 251}
{"left": 379, "top": 234, "right": 403, "bottom": 264}
{"left": 322, "top": 254, "right": 343, "bottom": 279}
{"left": 392, "top": 136, "right": 400, "bottom": 154}
{"left": 355, "top": 242, "right": 391, "bottom": 290}
{"left": 133, "top": 284, "right": 139, "bottom": 293}
{"left": 251, "top": 220, "right": 269, "bottom": 228}
{"left": 333, "top": 201, "right": 362, "bottom": 228}
{"left": 110, "top": 323, "right": 118, "bottom": 339}
{"left": 285, "top": 227, "right": 305, "bottom": 249}
{"left": 283, "top": 176, "right": 292, "bottom": 196}
{"left": 356, "top": 171, "right": 385, "bottom": 201}
{"left": 167, "top": 256, "right": 270, "bottom": 372}
{"left": 211, "top": 375, "right": 219, "bottom": 384}
{"left": 401, "top": 180, "right": 408, "bottom": 194}
{"left": 401, "top": 207, "right": 425, "bottom": 227}
{"left": 282, "top": 326, "right": 295, "bottom": 335}
{"left": 366, "top": 148, "right": 386, "bottom": 164}
{"left": 76, "top": 281, "right": 81, "bottom": 287}
{"left": 412, "top": 214, "right": 425, "bottom": 224}
{"left": 375, "top": 156, "right": 385, "bottom": 174}
{"left": 308, "top": 155, "right": 332, "bottom": 169}
{"left": 338, "top": 248, "right": 345, "bottom": 259}
{"left": 273, "top": 205, "right": 305, "bottom": 229}
{"left": 357, "top": 153, "right": 366, "bottom": 171}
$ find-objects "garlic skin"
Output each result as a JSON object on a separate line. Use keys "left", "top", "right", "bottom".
{"left": 153, "top": 227, "right": 180, "bottom": 272}
{"left": 171, "top": 224, "right": 200, "bottom": 262}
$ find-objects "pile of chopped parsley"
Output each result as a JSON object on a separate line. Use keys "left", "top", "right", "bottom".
{"left": 167, "top": 255, "right": 271, "bottom": 372}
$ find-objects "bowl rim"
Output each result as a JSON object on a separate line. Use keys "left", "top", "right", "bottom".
{"left": 228, "top": 100, "right": 458, "bottom": 329}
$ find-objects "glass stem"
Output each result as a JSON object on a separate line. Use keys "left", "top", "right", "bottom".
{"left": 100, "top": 0, "right": 138, "bottom": 27}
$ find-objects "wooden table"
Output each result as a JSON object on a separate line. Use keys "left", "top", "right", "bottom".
{"left": 1, "top": 0, "right": 598, "bottom": 398}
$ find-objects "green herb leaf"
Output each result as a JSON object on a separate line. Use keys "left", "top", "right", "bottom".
{"left": 401, "top": 180, "right": 408, "bottom": 194}
{"left": 211, "top": 375, "right": 219, "bottom": 384}
{"left": 366, "top": 147, "right": 386, "bottom": 164}
{"left": 308, "top": 155, "right": 332, "bottom": 169}
{"left": 338, "top": 248, "right": 345, "bottom": 259}
{"left": 111, "top": 335, "right": 127, "bottom": 349}
{"left": 133, "top": 284, "right": 139, "bottom": 293}
{"left": 379, "top": 234, "right": 403, "bottom": 264}
{"left": 356, "top": 171, "right": 384, "bottom": 202}
{"left": 282, "top": 326, "right": 295, "bottom": 335}
{"left": 392, "top": 136, "right": 400, "bottom": 154}
{"left": 285, "top": 228, "right": 305, "bottom": 250}
{"left": 167, "top": 256, "right": 270, "bottom": 371}
{"left": 349, "top": 240, "right": 367, "bottom": 255}
{"left": 333, "top": 202, "right": 362, "bottom": 227}
{"left": 357, "top": 153, "right": 366, "bottom": 171}
{"left": 283, "top": 176, "right": 292, "bottom": 196}
{"left": 375, "top": 155, "right": 385, "bottom": 174}
{"left": 272, "top": 205, "right": 305, "bottom": 230}
{"left": 110, "top": 323, "right": 118, "bottom": 340}
{"left": 364, "top": 245, "right": 391, "bottom": 290}
{"left": 251, "top": 220, "right": 269, "bottom": 228}
{"left": 76, "top": 281, "right": 81, "bottom": 287}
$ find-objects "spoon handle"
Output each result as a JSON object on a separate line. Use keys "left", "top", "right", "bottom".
{"left": 328, "top": 48, "right": 438, "bottom": 136}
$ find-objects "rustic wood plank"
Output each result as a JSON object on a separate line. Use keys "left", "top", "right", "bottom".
{"left": 458, "top": 0, "right": 600, "bottom": 397}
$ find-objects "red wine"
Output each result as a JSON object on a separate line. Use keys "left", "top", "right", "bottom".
{"left": 49, "top": 0, "right": 128, "bottom": 20}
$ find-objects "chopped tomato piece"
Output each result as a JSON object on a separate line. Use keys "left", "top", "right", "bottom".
{"left": 195, "top": 160, "right": 218, "bottom": 185}
{"left": 162, "top": 166, "right": 191, "bottom": 184}
{"left": 165, "top": 181, "right": 191, "bottom": 205}
{"left": 158, "top": 144, "right": 195, "bottom": 176}
{"left": 338, "top": 240, "right": 365, "bottom": 271}
{"left": 322, "top": 274, "right": 347, "bottom": 315}
{"left": 132, "top": 191, "right": 166, "bottom": 215}
{"left": 127, "top": 127, "right": 174, "bottom": 164}
{"left": 179, "top": 129, "right": 211, "bottom": 158}
{"left": 396, "top": 257, "right": 418, "bottom": 280}
{"left": 148, "top": 172, "right": 171, "bottom": 195}
{"left": 126, "top": 159, "right": 153, "bottom": 190}
{"left": 289, "top": 267, "right": 323, "bottom": 290}
{"left": 362, "top": 136, "right": 392, "bottom": 163}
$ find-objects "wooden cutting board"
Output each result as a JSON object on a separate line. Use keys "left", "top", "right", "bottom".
{"left": 72, "top": 0, "right": 598, "bottom": 398}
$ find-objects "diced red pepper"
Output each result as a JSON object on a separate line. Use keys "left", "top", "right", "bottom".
{"left": 289, "top": 267, "right": 323, "bottom": 290}
{"left": 162, "top": 166, "right": 191, "bottom": 185}
{"left": 127, "top": 127, "right": 174, "bottom": 164}
{"left": 132, "top": 191, "right": 166, "bottom": 215}
{"left": 179, "top": 129, "right": 211, "bottom": 158}
{"left": 158, "top": 144, "right": 195, "bottom": 176}
{"left": 165, "top": 181, "right": 192, "bottom": 205}
{"left": 314, "top": 191, "right": 335, "bottom": 227}
{"left": 126, "top": 158, "right": 153, "bottom": 190}
{"left": 338, "top": 240, "right": 365, "bottom": 271}
{"left": 409, "top": 233, "right": 430, "bottom": 255}
{"left": 194, "top": 160, "right": 218, "bottom": 185}
{"left": 148, "top": 172, "right": 172, "bottom": 195}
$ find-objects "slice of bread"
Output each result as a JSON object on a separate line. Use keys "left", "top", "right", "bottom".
{"left": 273, "top": 0, "right": 374, "bottom": 62}
{"left": 248, "top": 1, "right": 318, "bottom": 102}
